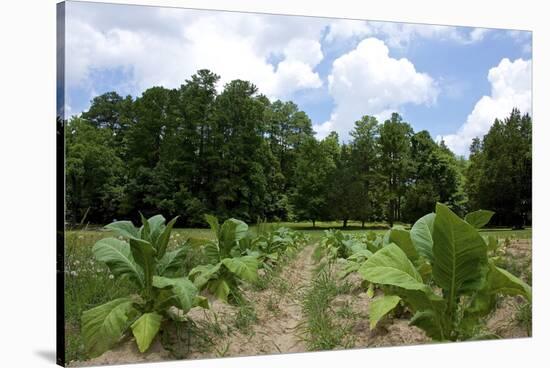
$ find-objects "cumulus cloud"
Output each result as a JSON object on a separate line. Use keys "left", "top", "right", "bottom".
{"left": 440, "top": 58, "right": 532, "bottom": 156}
{"left": 325, "top": 20, "right": 490, "bottom": 49}
{"left": 65, "top": 3, "right": 328, "bottom": 102}
{"left": 324, "top": 20, "right": 372, "bottom": 42}
{"left": 314, "top": 38, "right": 438, "bottom": 139}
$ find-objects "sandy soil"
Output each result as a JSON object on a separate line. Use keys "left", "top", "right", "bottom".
{"left": 188, "top": 244, "right": 317, "bottom": 358}
{"left": 70, "top": 337, "right": 172, "bottom": 367}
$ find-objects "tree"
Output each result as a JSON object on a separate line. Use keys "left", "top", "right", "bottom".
{"left": 65, "top": 117, "right": 125, "bottom": 224}
{"left": 378, "top": 113, "right": 414, "bottom": 227}
{"left": 402, "top": 131, "right": 466, "bottom": 222}
{"left": 209, "top": 79, "right": 273, "bottom": 222}
{"left": 328, "top": 144, "right": 357, "bottom": 228}
{"left": 349, "top": 115, "right": 383, "bottom": 226}
{"left": 465, "top": 109, "right": 531, "bottom": 227}
{"left": 81, "top": 92, "right": 134, "bottom": 158}
{"left": 292, "top": 135, "right": 337, "bottom": 227}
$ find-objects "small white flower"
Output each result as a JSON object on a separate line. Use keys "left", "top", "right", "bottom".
{"left": 70, "top": 271, "right": 78, "bottom": 277}
{"left": 109, "top": 274, "right": 114, "bottom": 280}
{"left": 74, "top": 260, "right": 80, "bottom": 265}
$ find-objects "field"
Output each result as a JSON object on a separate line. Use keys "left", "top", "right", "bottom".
{"left": 64, "top": 217, "right": 532, "bottom": 366}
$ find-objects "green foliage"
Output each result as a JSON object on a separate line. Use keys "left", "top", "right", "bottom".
{"left": 368, "top": 295, "right": 402, "bottom": 329}
{"left": 189, "top": 215, "right": 259, "bottom": 304}
{"left": 67, "top": 69, "right": 529, "bottom": 231}
{"left": 465, "top": 109, "right": 531, "bottom": 228}
{"left": 81, "top": 215, "right": 206, "bottom": 357}
{"left": 464, "top": 209, "right": 495, "bottom": 228}
{"left": 358, "top": 203, "right": 531, "bottom": 341}
{"left": 410, "top": 213, "right": 435, "bottom": 262}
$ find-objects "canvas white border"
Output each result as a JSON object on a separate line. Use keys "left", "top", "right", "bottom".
{"left": 0, "top": 0, "right": 548, "bottom": 367}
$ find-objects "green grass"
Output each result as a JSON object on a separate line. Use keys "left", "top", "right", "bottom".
{"left": 300, "top": 263, "right": 355, "bottom": 351}
{"left": 479, "top": 228, "right": 532, "bottom": 239}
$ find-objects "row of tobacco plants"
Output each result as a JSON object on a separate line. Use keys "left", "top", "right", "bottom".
{"left": 318, "top": 203, "right": 532, "bottom": 341}
{"left": 65, "top": 214, "right": 308, "bottom": 361}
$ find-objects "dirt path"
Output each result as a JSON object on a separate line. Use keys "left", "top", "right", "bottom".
{"left": 189, "top": 244, "right": 317, "bottom": 358}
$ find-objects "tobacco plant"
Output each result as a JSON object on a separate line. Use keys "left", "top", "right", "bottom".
{"left": 188, "top": 215, "right": 259, "bottom": 304}
{"left": 81, "top": 215, "right": 207, "bottom": 358}
{"left": 359, "top": 204, "right": 531, "bottom": 340}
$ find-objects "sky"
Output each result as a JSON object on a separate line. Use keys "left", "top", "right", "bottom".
{"left": 62, "top": 1, "right": 532, "bottom": 156}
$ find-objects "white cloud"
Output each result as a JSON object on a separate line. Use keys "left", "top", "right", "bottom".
{"left": 506, "top": 30, "right": 532, "bottom": 56}
{"left": 65, "top": 3, "right": 327, "bottom": 102}
{"left": 324, "top": 20, "right": 488, "bottom": 49}
{"left": 315, "top": 38, "right": 438, "bottom": 139}
{"left": 440, "top": 58, "right": 532, "bottom": 156}
{"left": 324, "top": 20, "right": 371, "bottom": 42}
{"left": 366, "top": 22, "right": 489, "bottom": 48}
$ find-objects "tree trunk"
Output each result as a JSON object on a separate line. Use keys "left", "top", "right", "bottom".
{"left": 361, "top": 220, "right": 365, "bottom": 228}
{"left": 312, "top": 219, "right": 316, "bottom": 228}
{"left": 343, "top": 219, "right": 348, "bottom": 228}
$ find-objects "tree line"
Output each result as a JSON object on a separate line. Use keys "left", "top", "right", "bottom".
{"left": 65, "top": 69, "right": 531, "bottom": 228}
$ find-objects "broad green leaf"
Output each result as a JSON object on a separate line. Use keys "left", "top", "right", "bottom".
{"left": 139, "top": 213, "right": 152, "bottom": 242}
{"left": 347, "top": 249, "right": 373, "bottom": 261}
{"left": 155, "top": 216, "right": 178, "bottom": 259}
{"left": 92, "top": 238, "right": 144, "bottom": 287}
{"left": 153, "top": 276, "right": 198, "bottom": 312}
{"left": 189, "top": 263, "right": 221, "bottom": 288}
{"left": 358, "top": 244, "right": 426, "bottom": 291}
{"left": 203, "top": 241, "right": 220, "bottom": 264}
{"left": 219, "top": 219, "right": 248, "bottom": 254}
{"left": 410, "top": 309, "right": 446, "bottom": 341}
{"left": 129, "top": 238, "right": 156, "bottom": 293}
{"left": 105, "top": 221, "right": 139, "bottom": 239}
{"left": 410, "top": 213, "right": 435, "bottom": 262}
{"left": 338, "top": 260, "right": 360, "bottom": 279}
{"left": 156, "top": 246, "right": 187, "bottom": 275}
{"left": 204, "top": 214, "right": 220, "bottom": 238}
{"left": 131, "top": 312, "right": 162, "bottom": 353}
{"left": 366, "top": 283, "right": 375, "bottom": 298}
{"left": 388, "top": 228, "right": 418, "bottom": 260}
{"left": 369, "top": 295, "right": 401, "bottom": 329}
{"left": 488, "top": 264, "right": 532, "bottom": 302}
{"left": 194, "top": 295, "right": 210, "bottom": 309}
{"left": 147, "top": 214, "right": 166, "bottom": 245}
{"left": 464, "top": 210, "right": 495, "bottom": 229}
{"left": 401, "top": 289, "right": 447, "bottom": 340}
{"left": 222, "top": 256, "right": 258, "bottom": 283}
{"left": 416, "top": 261, "right": 433, "bottom": 282}
{"left": 209, "top": 279, "right": 230, "bottom": 302}
{"left": 432, "top": 203, "right": 488, "bottom": 300}
{"left": 82, "top": 298, "right": 136, "bottom": 357}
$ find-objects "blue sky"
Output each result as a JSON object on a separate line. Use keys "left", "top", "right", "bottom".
{"left": 63, "top": 1, "right": 532, "bottom": 156}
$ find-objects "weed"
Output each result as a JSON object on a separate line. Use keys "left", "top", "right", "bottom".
{"left": 515, "top": 301, "right": 532, "bottom": 337}
{"left": 234, "top": 300, "right": 257, "bottom": 334}
{"left": 301, "top": 266, "right": 347, "bottom": 351}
